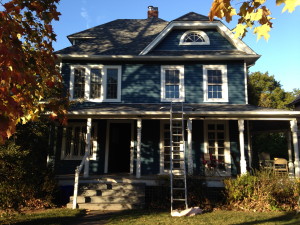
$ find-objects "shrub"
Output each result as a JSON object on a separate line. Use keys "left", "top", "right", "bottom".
{"left": 0, "top": 121, "right": 58, "bottom": 215}
{"left": 224, "top": 170, "right": 300, "bottom": 211}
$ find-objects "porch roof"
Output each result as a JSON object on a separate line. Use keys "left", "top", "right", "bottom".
{"left": 67, "top": 103, "right": 300, "bottom": 119}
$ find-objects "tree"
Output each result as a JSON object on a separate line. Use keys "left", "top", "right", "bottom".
{"left": 0, "top": 0, "right": 68, "bottom": 144}
{"left": 209, "top": 0, "right": 300, "bottom": 40}
{"left": 248, "top": 71, "right": 294, "bottom": 109}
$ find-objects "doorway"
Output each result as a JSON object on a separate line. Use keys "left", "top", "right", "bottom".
{"left": 106, "top": 122, "right": 132, "bottom": 173}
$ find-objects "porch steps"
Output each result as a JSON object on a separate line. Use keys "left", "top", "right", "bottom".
{"left": 67, "top": 183, "right": 145, "bottom": 210}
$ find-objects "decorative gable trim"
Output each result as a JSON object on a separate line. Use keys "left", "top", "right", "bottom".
{"left": 139, "top": 21, "right": 256, "bottom": 56}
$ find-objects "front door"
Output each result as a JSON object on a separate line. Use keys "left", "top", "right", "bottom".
{"left": 107, "top": 122, "right": 131, "bottom": 173}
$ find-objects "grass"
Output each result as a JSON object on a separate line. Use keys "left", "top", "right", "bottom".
{"left": 106, "top": 209, "right": 300, "bottom": 225}
{"left": 0, "top": 208, "right": 85, "bottom": 225}
{"left": 1, "top": 208, "right": 300, "bottom": 225}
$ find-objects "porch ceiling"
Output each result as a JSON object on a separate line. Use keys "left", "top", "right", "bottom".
{"left": 66, "top": 103, "right": 300, "bottom": 120}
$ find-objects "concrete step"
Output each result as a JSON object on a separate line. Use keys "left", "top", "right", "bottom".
{"left": 79, "top": 188, "right": 144, "bottom": 197}
{"left": 67, "top": 202, "right": 143, "bottom": 210}
{"left": 81, "top": 183, "right": 145, "bottom": 191}
{"left": 70, "top": 195, "right": 144, "bottom": 204}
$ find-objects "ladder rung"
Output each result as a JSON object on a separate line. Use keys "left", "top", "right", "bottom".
{"left": 173, "top": 188, "right": 185, "bottom": 190}
{"left": 173, "top": 199, "right": 186, "bottom": 201}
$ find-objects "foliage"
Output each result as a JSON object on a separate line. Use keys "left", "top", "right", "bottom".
{"left": 209, "top": 0, "right": 300, "bottom": 40}
{"left": 0, "top": 0, "right": 69, "bottom": 144}
{"left": 224, "top": 170, "right": 300, "bottom": 211}
{"left": 0, "top": 121, "right": 58, "bottom": 214}
{"left": 248, "top": 71, "right": 295, "bottom": 109}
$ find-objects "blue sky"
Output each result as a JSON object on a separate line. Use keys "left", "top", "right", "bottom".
{"left": 52, "top": 0, "right": 300, "bottom": 92}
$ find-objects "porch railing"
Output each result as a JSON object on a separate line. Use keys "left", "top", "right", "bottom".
{"left": 72, "top": 118, "right": 92, "bottom": 209}
{"left": 72, "top": 151, "right": 89, "bottom": 209}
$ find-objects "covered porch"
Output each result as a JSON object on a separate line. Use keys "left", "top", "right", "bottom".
{"left": 49, "top": 103, "right": 300, "bottom": 180}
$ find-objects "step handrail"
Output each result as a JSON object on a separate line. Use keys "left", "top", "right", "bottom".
{"left": 72, "top": 118, "right": 92, "bottom": 209}
{"left": 72, "top": 152, "right": 89, "bottom": 209}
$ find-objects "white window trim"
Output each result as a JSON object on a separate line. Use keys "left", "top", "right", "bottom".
{"left": 69, "top": 65, "right": 121, "bottom": 102}
{"left": 61, "top": 122, "right": 98, "bottom": 160}
{"left": 103, "top": 65, "right": 122, "bottom": 102}
{"left": 203, "top": 120, "right": 231, "bottom": 176}
{"left": 203, "top": 65, "right": 228, "bottom": 103}
{"left": 179, "top": 30, "right": 210, "bottom": 45}
{"left": 161, "top": 65, "right": 185, "bottom": 102}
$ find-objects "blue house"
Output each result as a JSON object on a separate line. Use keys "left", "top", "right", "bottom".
{"left": 53, "top": 7, "right": 300, "bottom": 210}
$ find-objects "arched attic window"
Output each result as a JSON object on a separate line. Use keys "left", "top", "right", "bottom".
{"left": 179, "top": 30, "right": 210, "bottom": 45}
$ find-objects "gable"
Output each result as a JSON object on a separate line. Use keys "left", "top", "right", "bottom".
{"left": 152, "top": 29, "right": 237, "bottom": 52}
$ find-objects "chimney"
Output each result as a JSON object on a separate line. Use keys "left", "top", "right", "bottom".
{"left": 148, "top": 6, "right": 158, "bottom": 19}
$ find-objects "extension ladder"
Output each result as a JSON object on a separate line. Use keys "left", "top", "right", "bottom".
{"left": 170, "top": 102, "right": 188, "bottom": 212}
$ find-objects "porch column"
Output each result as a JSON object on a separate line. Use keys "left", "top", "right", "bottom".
{"left": 287, "top": 131, "right": 295, "bottom": 176}
{"left": 247, "top": 121, "right": 252, "bottom": 168}
{"left": 238, "top": 119, "right": 247, "bottom": 174}
{"left": 136, "top": 119, "right": 142, "bottom": 178}
{"left": 290, "top": 119, "right": 300, "bottom": 177}
{"left": 187, "top": 119, "right": 193, "bottom": 175}
{"left": 83, "top": 118, "right": 92, "bottom": 178}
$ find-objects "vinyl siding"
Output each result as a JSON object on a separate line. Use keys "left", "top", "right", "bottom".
{"left": 154, "top": 29, "right": 236, "bottom": 51}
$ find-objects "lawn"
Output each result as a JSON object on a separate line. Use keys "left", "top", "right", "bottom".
{"left": 1, "top": 208, "right": 300, "bottom": 225}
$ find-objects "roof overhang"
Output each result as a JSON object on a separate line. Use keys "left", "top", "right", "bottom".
{"left": 56, "top": 54, "right": 260, "bottom": 65}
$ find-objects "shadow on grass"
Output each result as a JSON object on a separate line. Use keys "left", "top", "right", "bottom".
{"left": 234, "top": 212, "right": 300, "bottom": 225}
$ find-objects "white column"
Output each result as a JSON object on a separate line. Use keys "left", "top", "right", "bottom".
{"left": 290, "top": 119, "right": 300, "bottom": 177}
{"left": 187, "top": 119, "right": 193, "bottom": 175}
{"left": 287, "top": 131, "right": 295, "bottom": 176}
{"left": 247, "top": 121, "right": 252, "bottom": 168}
{"left": 238, "top": 119, "right": 247, "bottom": 174}
{"left": 83, "top": 118, "right": 92, "bottom": 178}
{"left": 136, "top": 119, "right": 142, "bottom": 178}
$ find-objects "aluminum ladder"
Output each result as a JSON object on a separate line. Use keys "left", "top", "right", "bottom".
{"left": 170, "top": 102, "right": 188, "bottom": 212}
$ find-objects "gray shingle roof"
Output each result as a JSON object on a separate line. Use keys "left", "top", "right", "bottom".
{"left": 67, "top": 103, "right": 297, "bottom": 117}
{"left": 56, "top": 18, "right": 168, "bottom": 55}
{"left": 173, "top": 12, "right": 213, "bottom": 21}
{"left": 289, "top": 95, "right": 300, "bottom": 106}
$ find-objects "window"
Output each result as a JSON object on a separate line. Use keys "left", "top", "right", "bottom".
{"left": 203, "top": 65, "right": 228, "bottom": 102}
{"left": 161, "top": 65, "right": 184, "bottom": 102}
{"left": 70, "top": 65, "right": 121, "bottom": 102}
{"left": 61, "top": 123, "right": 97, "bottom": 160}
{"left": 204, "top": 121, "right": 231, "bottom": 175}
{"left": 179, "top": 30, "right": 210, "bottom": 45}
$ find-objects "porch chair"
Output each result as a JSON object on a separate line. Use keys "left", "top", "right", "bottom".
{"left": 273, "top": 158, "right": 288, "bottom": 176}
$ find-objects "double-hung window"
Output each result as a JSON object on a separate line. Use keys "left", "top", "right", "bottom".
{"left": 161, "top": 65, "right": 184, "bottom": 102}
{"left": 70, "top": 65, "right": 121, "bottom": 102}
{"left": 203, "top": 65, "right": 228, "bottom": 102}
{"left": 61, "top": 123, "right": 97, "bottom": 160}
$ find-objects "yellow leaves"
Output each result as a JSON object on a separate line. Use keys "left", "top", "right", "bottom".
{"left": 209, "top": 0, "right": 236, "bottom": 22}
{"left": 254, "top": 24, "right": 271, "bottom": 40}
{"left": 233, "top": 24, "right": 248, "bottom": 38}
{"left": 281, "top": 0, "right": 300, "bottom": 12}
{"left": 17, "top": 33, "right": 22, "bottom": 39}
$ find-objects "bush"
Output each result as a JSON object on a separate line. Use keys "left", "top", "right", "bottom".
{"left": 0, "top": 121, "right": 58, "bottom": 215}
{"left": 224, "top": 170, "right": 300, "bottom": 211}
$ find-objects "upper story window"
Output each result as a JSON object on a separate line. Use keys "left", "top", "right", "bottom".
{"left": 180, "top": 30, "right": 210, "bottom": 45}
{"left": 70, "top": 65, "right": 121, "bottom": 102}
{"left": 203, "top": 65, "right": 228, "bottom": 102}
{"left": 161, "top": 65, "right": 184, "bottom": 102}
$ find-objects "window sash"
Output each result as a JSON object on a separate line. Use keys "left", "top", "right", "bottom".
{"left": 62, "top": 124, "right": 97, "bottom": 160}
{"left": 106, "top": 68, "right": 118, "bottom": 99}
{"left": 90, "top": 68, "right": 102, "bottom": 99}
{"left": 73, "top": 68, "right": 85, "bottom": 98}
{"left": 161, "top": 66, "right": 184, "bottom": 102}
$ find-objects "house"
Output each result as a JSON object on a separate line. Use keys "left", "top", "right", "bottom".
{"left": 52, "top": 7, "right": 300, "bottom": 209}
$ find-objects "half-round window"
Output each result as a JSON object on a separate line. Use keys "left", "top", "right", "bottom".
{"left": 179, "top": 30, "right": 210, "bottom": 45}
